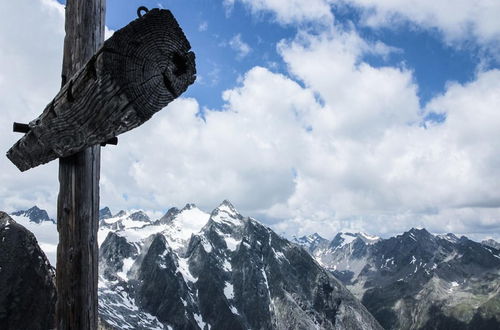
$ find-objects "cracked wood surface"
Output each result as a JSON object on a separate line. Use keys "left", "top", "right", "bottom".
{"left": 7, "top": 8, "right": 196, "bottom": 172}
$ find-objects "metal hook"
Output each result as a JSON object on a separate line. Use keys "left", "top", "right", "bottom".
{"left": 137, "top": 6, "right": 149, "bottom": 18}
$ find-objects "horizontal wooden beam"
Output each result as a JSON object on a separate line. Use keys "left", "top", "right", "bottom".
{"left": 7, "top": 9, "right": 196, "bottom": 172}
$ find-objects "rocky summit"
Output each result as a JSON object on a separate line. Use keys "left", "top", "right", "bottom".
{"left": 0, "top": 212, "right": 56, "bottom": 330}
{"left": 11, "top": 205, "right": 54, "bottom": 224}
{"left": 296, "top": 229, "right": 500, "bottom": 329}
{"left": 98, "top": 201, "right": 382, "bottom": 329}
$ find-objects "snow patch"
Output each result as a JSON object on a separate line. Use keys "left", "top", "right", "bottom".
{"left": 193, "top": 313, "right": 208, "bottom": 330}
{"left": 410, "top": 256, "right": 416, "bottom": 265}
{"left": 224, "top": 236, "right": 241, "bottom": 252}
{"left": 117, "top": 257, "right": 135, "bottom": 281}
{"left": 230, "top": 305, "right": 239, "bottom": 315}
{"left": 340, "top": 233, "right": 356, "bottom": 247}
{"left": 177, "top": 257, "right": 197, "bottom": 283}
{"left": 224, "top": 282, "right": 235, "bottom": 300}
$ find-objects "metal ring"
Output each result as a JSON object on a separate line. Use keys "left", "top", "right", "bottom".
{"left": 137, "top": 6, "right": 149, "bottom": 18}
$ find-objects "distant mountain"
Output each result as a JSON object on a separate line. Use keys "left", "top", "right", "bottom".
{"left": 0, "top": 212, "right": 56, "bottom": 329}
{"left": 10, "top": 207, "right": 59, "bottom": 264}
{"left": 11, "top": 206, "right": 54, "bottom": 224}
{"left": 98, "top": 201, "right": 382, "bottom": 329}
{"left": 292, "top": 232, "right": 330, "bottom": 254}
{"left": 483, "top": 238, "right": 500, "bottom": 250}
{"left": 297, "top": 228, "right": 500, "bottom": 329}
{"left": 99, "top": 206, "right": 112, "bottom": 220}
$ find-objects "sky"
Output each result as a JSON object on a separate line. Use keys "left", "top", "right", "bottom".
{"left": 1, "top": 0, "right": 500, "bottom": 241}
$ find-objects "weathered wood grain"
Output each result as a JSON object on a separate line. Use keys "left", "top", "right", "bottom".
{"left": 56, "top": 1, "right": 104, "bottom": 329}
{"left": 7, "top": 8, "right": 196, "bottom": 172}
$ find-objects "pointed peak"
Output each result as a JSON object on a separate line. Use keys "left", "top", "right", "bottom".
{"left": 129, "top": 210, "right": 150, "bottom": 222}
{"left": 11, "top": 206, "right": 52, "bottom": 224}
{"left": 181, "top": 203, "right": 197, "bottom": 211}
{"left": 219, "top": 200, "right": 239, "bottom": 215}
{"left": 99, "top": 207, "right": 112, "bottom": 220}
{"left": 210, "top": 200, "right": 242, "bottom": 225}
{"left": 407, "top": 227, "right": 431, "bottom": 236}
{"left": 158, "top": 207, "right": 180, "bottom": 224}
{"left": 219, "top": 199, "right": 236, "bottom": 209}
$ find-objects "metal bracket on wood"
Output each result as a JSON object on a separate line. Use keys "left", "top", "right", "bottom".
{"left": 137, "top": 6, "right": 149, "bottom": 18}
{"left": 13, "top": 122, "right": 30, "bottom": 133}
{"left": 101, "top": 137, "right": 118, "bottom": 146}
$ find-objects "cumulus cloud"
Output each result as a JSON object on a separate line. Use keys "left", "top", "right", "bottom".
{"left": 228, "top": 34, "right": 252, "bottom": 59}
{"left": 271, "top": 30, "right": 500, "bottom": 237}
{"left": 0, "top": 0, "right": 65, "bottom": 215}
{"left": 224, "top": 0, "right": 333, "bottom": 25}
{"left": 2, "top": 0, "right": 500, "bottom": 243}
{"left": 333, "top": 0, "right": 500, "bottom": 48}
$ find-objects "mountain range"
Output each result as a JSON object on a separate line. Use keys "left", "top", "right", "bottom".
{"left": 2, "top": 203, "right": 382, "bottom": 329}
{"left": 3, "top": 203, "right": 500, "bottom": 329}
{"left": 97, "top": 201, "right": 381, "bottom": 329}
{"left": 294, "top": 229, "right": 500, "bottom": 329}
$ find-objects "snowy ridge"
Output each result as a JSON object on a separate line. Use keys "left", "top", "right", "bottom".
{"left": 300, "top": 227, "right": 500, "bottom": 329}
{"left": 97, "top": 201, "right": 382, "bottom": 329}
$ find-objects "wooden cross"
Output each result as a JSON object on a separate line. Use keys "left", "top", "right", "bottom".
{"left": 6, "top": 1, "right": 196, "bottom": 328}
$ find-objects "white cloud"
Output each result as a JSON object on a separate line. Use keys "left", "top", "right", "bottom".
{"left": 333, "top": 0, "right": 500, "bottom": 47}
{"left": 228, "top": 34, "right": 252, "bottom": 59}
{"left": 100, "top": 67, "right": 321, "bottom": 214}
{"left": 224, "top": 0, "right": 333, "bottom": 25}
{"left": 2, "top": 0, "right": 500, "bottom": 244}
{"left": 0, "top": 0, "right": 65, "bottom": 216}
{"left": 270, "top": 28, "right": 500, "bottom": 238}
{"left": 198, "top": 21, "right": 208, "bottom": 32}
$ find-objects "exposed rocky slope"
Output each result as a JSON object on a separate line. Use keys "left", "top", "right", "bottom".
{"left": 483, "top": 238, "right": 500, "bottom": 250}
{"left": 10, "top": 206, "right": 59, "bottom": 264}
{"left": 98, "top": 201, "right": 382, "bottom": 329}
{"left": 296, "top": 229, "right": 500, "bottom": 329}
{"left": 11, "top": 206, "right": 54, "bottom": 224}
{"left": 0, "top": 212, "right": 56, "bottom": 330}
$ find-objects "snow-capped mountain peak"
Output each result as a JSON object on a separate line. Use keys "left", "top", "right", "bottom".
{"left": 99, "top": 206, "right": 112, "bottom": 220}
{"left": 98, "top": 202, "right": 382, "bottom": 329}
{"left": 11, "top": 206, "right": 54, "bottom": 224}
{"left": 210, "top": 200, "right": 243, "bottom": 226}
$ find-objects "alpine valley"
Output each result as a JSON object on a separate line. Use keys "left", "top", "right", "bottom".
{"left": 1, "top": 202, "right": 499, "bottom": 329}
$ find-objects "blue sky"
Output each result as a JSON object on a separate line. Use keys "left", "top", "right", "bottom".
{"left": 97, "top": 0, "right": 491, "bottom": 110}
{"left": 2, "top": 0, "right": 500, "bottom": 240}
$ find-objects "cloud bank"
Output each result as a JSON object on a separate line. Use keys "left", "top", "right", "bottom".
{"left": 1, "top": 0, "right": 499, "bottom": 241}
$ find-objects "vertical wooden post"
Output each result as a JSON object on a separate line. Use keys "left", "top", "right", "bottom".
{"left": 56, "top": 1, "right": 105, "bottom": 329}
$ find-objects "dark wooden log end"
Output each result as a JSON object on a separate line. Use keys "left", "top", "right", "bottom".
{"left": 13, "top": 122, "right": 30, "bottom": 133}
{"left": 100, "top": 137, "right": 118, "bottom": 146}
{"left": 6, "top": 9, "right": 196, "bottom": 172}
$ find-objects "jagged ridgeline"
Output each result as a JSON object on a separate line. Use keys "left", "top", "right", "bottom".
{"left": 296, "top": 229, "right": 500, "bottom": 329}
{"left": 0, "top": 212, "right": 56, "bottom": 330}
{"left": 1, "top": 203, "right": 382, "bottom": 329}
{"left": 98, "top": 201, "right": 382, "bottom": 329}
{"left": 4, "top": 202, "right": 500, "bottom": 329}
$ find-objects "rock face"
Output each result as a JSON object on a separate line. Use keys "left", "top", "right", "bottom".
{"left": 0, "top": 212, "right": 56, "bottom": 330}
{"left": 298, "top": 228, "right": 500, "bottom": 329}
{"left": 98, "top": 201, "right": 382, "bottom": 329}
{"left": 11, "top": 206, "right": 54, "bottom": 224}
{"left": 99, "top": 207, "right": 112, "bottom": 220}
{"left": 483, "top": 238, "right": 500, "bottom": 250}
